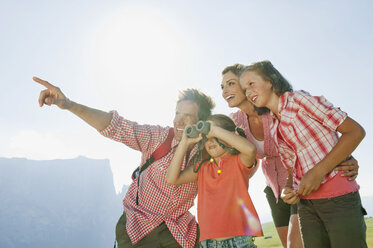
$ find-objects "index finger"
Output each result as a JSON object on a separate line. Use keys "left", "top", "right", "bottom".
{"left": 335, "top": 164, "right": 358, "bottom": 172}
{"left": 33, "top": 76, "right": 55, "bottom": 89}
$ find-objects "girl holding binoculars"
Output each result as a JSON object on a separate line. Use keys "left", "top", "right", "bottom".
{"left": 167, "top": 114, "right": 263, "bottom": 248}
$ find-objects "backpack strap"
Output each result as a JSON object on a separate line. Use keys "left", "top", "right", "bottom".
{"left": 151, "top": 128, "right": 174, "bottom": 161}
{"left": 132, "top": 128, "right": 174, "bottom": 205}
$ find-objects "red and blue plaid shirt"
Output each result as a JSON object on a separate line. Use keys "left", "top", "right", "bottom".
{"left": 100, "top": 111, "right": 198, "bottom": 248}
{"left": 269, "top": 91, "right": 347, "bottom": 189}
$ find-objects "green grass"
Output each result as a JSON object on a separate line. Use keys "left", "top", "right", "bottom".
{"left": 254, "top": 222, "right": 282, "bottom": 248}
{"left": 254, "top": 217, "right": 373, "bottom": 247}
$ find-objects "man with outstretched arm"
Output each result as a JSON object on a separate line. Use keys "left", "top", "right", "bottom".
{"left": 33, "top": 76, "right": 215, "bottom": 248}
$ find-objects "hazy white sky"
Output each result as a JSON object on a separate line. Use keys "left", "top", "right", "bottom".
{"left": 1, "top": 0, "right": 372, "bottom": 222}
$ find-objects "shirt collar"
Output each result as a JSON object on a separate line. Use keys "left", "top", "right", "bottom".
{"left": 215, "top": 152, "right": 233, "bottom": 162}
{"left": 171, "top": 138, "right": 179, "bottom": 149}
{"left": 270, "top": 91, "right": 290, "bottom": 119}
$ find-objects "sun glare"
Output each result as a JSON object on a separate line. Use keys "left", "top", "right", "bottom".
{"left": 90, "top": 6, "right": 192, "bottom": 120}
{"left": 87, "top": 6, "right": 195, "bottom": 192}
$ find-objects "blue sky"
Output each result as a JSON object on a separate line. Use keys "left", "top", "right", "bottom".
{"left": 1, "top": 0, "right": 372, "bottom": 222}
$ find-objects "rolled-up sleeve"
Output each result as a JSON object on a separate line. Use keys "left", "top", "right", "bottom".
{"left": 295, "top": 91, "right": 347, "bottom": 131}
{"left": 99, "top": 110, "right": 167, "bottom": 153}
{"left": 100, "top": 110, "right": 122, "bottom": 138}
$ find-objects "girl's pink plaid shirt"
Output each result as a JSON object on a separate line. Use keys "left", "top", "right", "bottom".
{"left": 269, "top": 90, "right": 347, "bottom": 189}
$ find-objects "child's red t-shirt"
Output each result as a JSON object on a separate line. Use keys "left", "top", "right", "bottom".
{"left": 197, "top": 153, "right": 263, "bottom": 241}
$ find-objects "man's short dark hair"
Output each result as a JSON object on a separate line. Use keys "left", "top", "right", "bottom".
{"left": 177, "top": 89, "right": 215, "bottom": 121}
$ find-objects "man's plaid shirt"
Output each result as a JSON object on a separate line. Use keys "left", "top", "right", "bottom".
{"left": 101, "top": 111, "right": 198, "bottom": 247}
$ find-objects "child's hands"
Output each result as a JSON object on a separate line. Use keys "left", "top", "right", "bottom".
{"left": 281, "top": 187, "right": 300, "bottom": 204}
{"left": 205, "top": 121, "right": 216, "bottom": 139}
{"left": 298, "top": 166, "right": 324, "bottom": 196}
{"left": 181, "top": 128, "right": 203, "bottom": 146}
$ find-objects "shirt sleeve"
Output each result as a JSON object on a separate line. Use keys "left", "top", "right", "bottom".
{"left": 229, "top": 110, "right": 245, "bottom": 128}
{"left": 294, "top": 91, "right": 348, "bottom": 131}
{"left": 237, "top": 153, "right": 256, "bottom": 173}
{"left": 99, "top": 110, "right": 169, "bottom": 153}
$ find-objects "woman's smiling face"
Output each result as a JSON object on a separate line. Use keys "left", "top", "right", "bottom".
{"left": 221, "top": 71, "right": 247, "bottom": 108}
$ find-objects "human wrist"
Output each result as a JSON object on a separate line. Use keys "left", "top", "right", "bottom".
{"left": 65, "top": 98, "right": 75, "bottom": 110}
{"left": 179, "top": 136, "right": 189, "bottom": 146}
{"left": 313, "top": 163, "right": 329, "bottom": 178}
{"left": 343, "top": 155, "right": 353, "bottom": 162}
{"left": 207, "top": 124, "right": 217, "bottom": 137}
{"left": 284, "top": 184, "right": 293, "bottom": 191}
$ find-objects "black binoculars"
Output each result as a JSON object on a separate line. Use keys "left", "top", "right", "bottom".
{"left": 185, "top": 120, "right": 211, "bottom": 138}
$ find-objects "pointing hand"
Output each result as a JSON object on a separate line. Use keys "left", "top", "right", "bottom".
{"left": 33, "top": 76, "right": 72, "bottom": 109}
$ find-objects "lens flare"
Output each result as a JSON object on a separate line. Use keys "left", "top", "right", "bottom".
{"left": 238, "top": 199, "right": 261, "bottom": 235}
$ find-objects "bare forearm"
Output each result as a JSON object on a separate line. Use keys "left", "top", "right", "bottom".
{"left": 211, "top": 127, "right": 256, "bottom": 156}
{"left": 167, "top": 142, "right": 188, "bottom": 185}
{"left": 68, "top": 101, "right": 113, "bottom": 131}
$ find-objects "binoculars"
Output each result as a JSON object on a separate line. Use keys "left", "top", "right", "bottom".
{"left": 185, "top": 120, "right": 210, "bottom": 138}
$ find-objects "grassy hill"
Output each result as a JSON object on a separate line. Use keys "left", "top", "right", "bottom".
{"left": 254, "top": 217, "right": 373, "bottom": 247}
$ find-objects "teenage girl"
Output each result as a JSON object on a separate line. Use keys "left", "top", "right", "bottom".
{"left": 239, "top": 60, "right": 366, "bottom": 248}
{"left": 167, "top": 114, "right": 263, "bottom": 248}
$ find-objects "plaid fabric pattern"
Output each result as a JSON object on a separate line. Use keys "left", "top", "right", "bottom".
{"left": 230, "top": 110, "right": 288, "bottom": 201}
{"left": 269, "top": 91, "right": 347, "bottom": 188}
{"left": 100, "top": 111, "right": 198, "bottom": 248}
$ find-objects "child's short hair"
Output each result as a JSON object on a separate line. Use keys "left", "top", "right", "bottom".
{"left": 241, "top": 60, "right": 293, "bottom": 96}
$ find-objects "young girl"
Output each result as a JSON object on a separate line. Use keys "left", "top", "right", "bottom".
{"left": 239, "top": 60, "right": 366, "bottom": 248}
{"left": 167, "top": 114, "right": 263, "bottom": 248}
